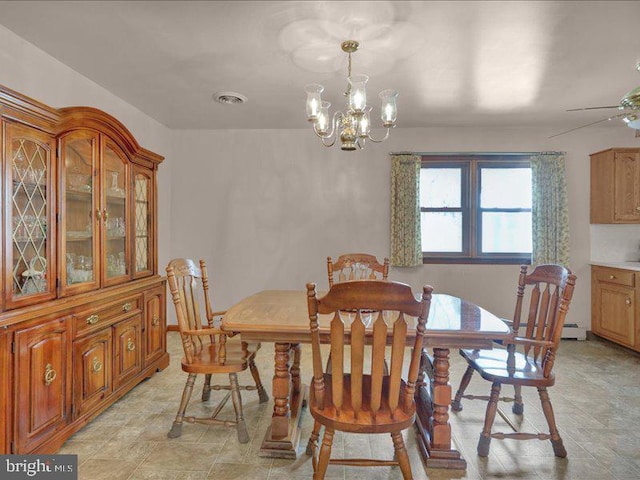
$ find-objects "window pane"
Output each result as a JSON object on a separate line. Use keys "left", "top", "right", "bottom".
{"left": 482, "top": 212, "right": 532, "bottom": 253}
{"left": 421, "top": 212, "right": 462, "bottom": 252}
{"left": 420, "top": 168, "right": 461, "bottom": 208}
{"left": 480, "top": 168, "right": 531, "bottom": 208}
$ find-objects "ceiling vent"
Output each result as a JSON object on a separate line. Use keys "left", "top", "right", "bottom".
{"left": 213, "top": 91, "right": 247, "bottom": 105}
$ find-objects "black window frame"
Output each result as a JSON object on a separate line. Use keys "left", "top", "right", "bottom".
{"left": 421, "top": 154, "right": 532, "bottom": 265}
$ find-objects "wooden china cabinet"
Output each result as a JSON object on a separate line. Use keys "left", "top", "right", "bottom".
{"left": 0, "top": 85, "right": 168, "bottom": 454}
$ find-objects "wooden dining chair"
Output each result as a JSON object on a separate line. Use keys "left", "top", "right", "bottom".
{"left": 306, "top": 280, "right": 433, "bottom": 480}
{"left": 451, "top": 264, "right": 576, "bottom": 457}
{"left": 165, "top": 258, "right": 268, "bottom": 443}
{"left": 327, "top": 253, "right": 389, "bottom": 287}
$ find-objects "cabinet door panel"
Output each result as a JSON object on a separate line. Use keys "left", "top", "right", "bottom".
{"left": 596, "top": 283, "right": 635, "bottom": 347}
{"left": 4, "top": 122, "right": 56, "bottom": 309}
{"left": 59, "top": 131, "right": 100, "bottom": 296}
{"left": 14, "top": 317, "right": 70, "bottom": 453}
{"left": 102, "top": 139, "right": 131, "bottom": 287}
{"left": 613, "top": 152, "right": 640, "bottom": 222}
{"left": 74, "top": 329, "right": 112, "bottom": 417}
{"left": 144, "top": 288, "right": 165, "bottom": 366}
{"left": 132, "top": 167, "right": 154, "bottom": 278}
{"left": 113, "top": 315, "right": 142, "bottom": 389}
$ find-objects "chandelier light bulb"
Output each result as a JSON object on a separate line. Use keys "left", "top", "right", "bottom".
{"left": 315, "top": 101, "right": 331, "bottom": 135}
{"left": 348, "top": 74, "right": 368, "bottom": 113}
{"left": 380, "top": 89, "right": 399, "bottom": 127}
{"left": 305, "top": 84, "right": 324, "bottom": 121}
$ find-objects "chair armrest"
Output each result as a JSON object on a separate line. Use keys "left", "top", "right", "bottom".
{"left": 182, "top": 327, "right": 224, "bottom": 336}
{"left": 504, "top": 336, "right": 554, "bottom": 348}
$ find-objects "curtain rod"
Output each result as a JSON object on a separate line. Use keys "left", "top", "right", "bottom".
{"left": 388, "top": 151, "right": 565, "bottom": 156}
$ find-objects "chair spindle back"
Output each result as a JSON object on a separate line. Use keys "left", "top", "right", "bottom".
{"left": 510, "top": 264, "right": 576, "bottom": 376}
{"left": 327, "top": 254, "right": 390, "bottom": 287}
{"left": 307, "top": 280, "right": 432, "bottom": 419}
{"left": 166, "top": 258, "right": 223, "bottom": 364}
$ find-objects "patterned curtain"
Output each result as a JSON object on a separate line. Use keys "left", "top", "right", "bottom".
{"left": 531, "top": 152, "right": 570, "bottom": 266}
{"left": 390, "top": 154, "right": 422, "bottom": 266}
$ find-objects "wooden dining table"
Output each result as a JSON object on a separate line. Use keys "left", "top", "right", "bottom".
{"left": 222, "top": 289, "right": 511, "bottom": 470}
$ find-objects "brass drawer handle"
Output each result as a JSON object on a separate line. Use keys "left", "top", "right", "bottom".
{"left": 609, "top": 275, "right": 616, "bottom": 280}
{"left": 91, "top": 357, "right": 103, "bottom": 374}
{"left": 86, "top": 314, "right": 99, "bottom": 325}
{"left": 636, "top": 206, "right": 640, "bottom": 211}
{"left": 626, "top": 298, "right": 632, "bottom": 306}
{"left": 151, "top": 316, "right": 160, "bottom": 326}
{"left": 44, "top": 363, "right": 57, "bottom": 386}
{"left": 127, "top": 338, "right": 135, "bottom": 352}
{"left": 122, "top": 302, "right": 132, "bottom": 312}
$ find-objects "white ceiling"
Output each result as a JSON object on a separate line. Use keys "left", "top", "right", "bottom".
{"left": 1, "top": 1, "right": 640, "bottom": 134}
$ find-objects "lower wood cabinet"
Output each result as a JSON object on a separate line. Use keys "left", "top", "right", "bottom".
{"left": 73, "top": 328, "right": 112, "bottom": 418}
{"left": 143, "top": 287, "right": 165, "bottom": 367}
{"left": 592, "top": 265, "right": 639, "bottom": 351}
{"left": 13, "top": 317, "right": 72, "bottom": 454}
{"left": 2, "top": 277, "right": 168, "bottom": 454}
{"left": 114, "top": 315, "right": 143, "bottom": 390}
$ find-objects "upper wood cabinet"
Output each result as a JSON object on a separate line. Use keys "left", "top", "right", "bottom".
{"left": 0, "top": 86, "right": 163, "bottom": 308}
{"left": 591, "top": 148, "right": 640, "bottom": 223}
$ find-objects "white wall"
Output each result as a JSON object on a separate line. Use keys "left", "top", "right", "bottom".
{"left": 171, "top": 125, "right": 637, "bottom": 330}
{"left": 0, "top": 24, "right": 173, "bottom": 271}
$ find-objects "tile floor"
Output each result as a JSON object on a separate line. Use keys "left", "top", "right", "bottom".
{"left": 58, "top": 333, "right": 640, "bottom": 480}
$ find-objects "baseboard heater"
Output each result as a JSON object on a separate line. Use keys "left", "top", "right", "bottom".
{"left": 561, "top": 323, "right": 586, "bottom": 340}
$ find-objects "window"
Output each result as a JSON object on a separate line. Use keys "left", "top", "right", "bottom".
{"left": 420, "top": 154, "right": 532, "bottom": 264}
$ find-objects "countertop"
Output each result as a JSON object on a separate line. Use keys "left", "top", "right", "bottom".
{"left": 591, "top": 261, "right": 640, "bottom": 272}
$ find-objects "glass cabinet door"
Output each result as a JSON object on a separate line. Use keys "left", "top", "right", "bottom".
{"left": 59, "top": 131, "right": 100, "bottom": 296}
{"left": 4, "top": 122, "right": 56, "bottom": 308}
{"left": 102, "top": 140, "right": 130, "bottom": 286}
{"left": 133, "top": 167, "right": 154, "bottom": 278}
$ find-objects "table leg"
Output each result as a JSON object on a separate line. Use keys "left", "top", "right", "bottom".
{"left": 259, "top": 342, "right": 307, "bottom": 458}
{"left": 291, "top": 343, "right": 301, "bottom": 398}
{"left": 414, "top": 347, "right": 466, "bottom": 469}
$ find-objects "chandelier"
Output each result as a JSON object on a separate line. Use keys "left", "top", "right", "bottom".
{"left": 304, "top": 40, "right": 398, "bottom": 151}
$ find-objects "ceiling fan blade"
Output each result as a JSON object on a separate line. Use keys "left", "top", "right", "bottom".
{"left": 549, "top": 113, "right": 628, "bottom": 138}
{"left": 566, "top": 106, "right": 621, "bottom": 111}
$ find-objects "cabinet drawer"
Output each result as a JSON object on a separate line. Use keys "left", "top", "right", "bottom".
{"left": 73, "top": 295, "right": 142, "bottom": 337}
{"left": 594, "top": 267, "right": 635, "bottom": 287}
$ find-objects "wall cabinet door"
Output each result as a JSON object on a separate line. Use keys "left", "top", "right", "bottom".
{"left": 13, "top": 317, "right": 71, "bottom": 453}
{"left": 73, "top": 328, "right": 112, "bottom": 418}
{"left": 132, "top": 166, "right": 155, "bottom": 279}
{"left": 102, "top": 139, "right": 131, "bottom": 287}
{"left": 143, "top": 287, "right": 165, "bottom": 366}
{"left": 3, "top": 122, "right": 56, "bottom": 309}
{"left": 113, "top": 315, "right": 142, "bottom": 390}
{"left": 613, "top": 151, "right": 640, "bottom": 222}
{"left": 594, "top": 282, "right": 635, "bottom": 348}
{"left": 59, "top": 130, "right": 101, "bottom": 296}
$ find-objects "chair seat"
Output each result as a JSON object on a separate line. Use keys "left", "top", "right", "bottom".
{"left": 310, "top": 373, "right": 415, "bottom": 434}
{"left": 182, "top": 339, "right": 260, "bottom": 374}
{"left": 460, "top": 348, "right": 555, "bottom": 387}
